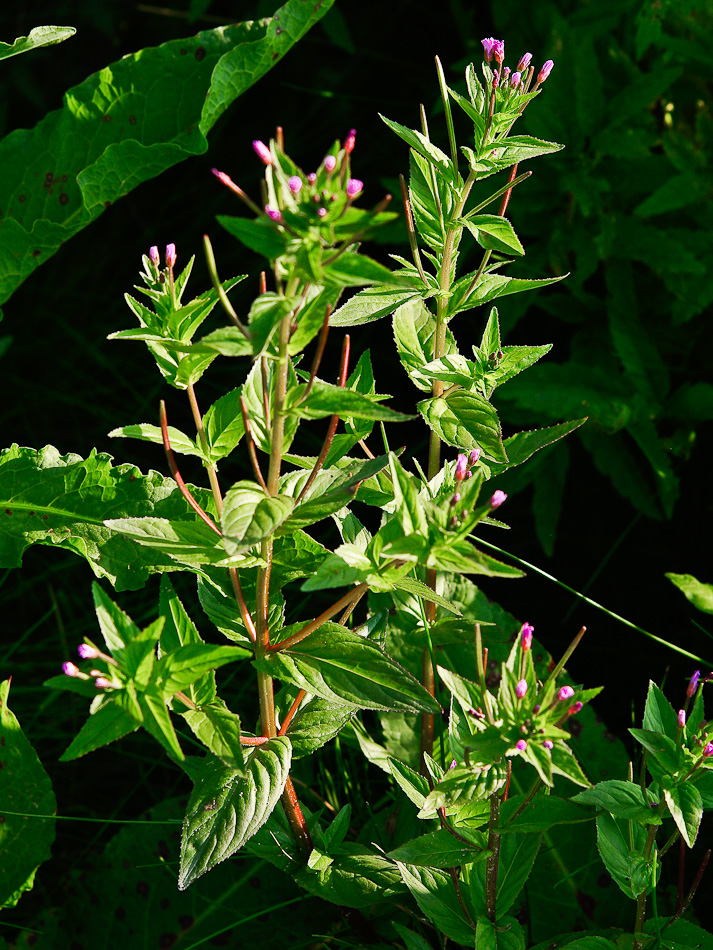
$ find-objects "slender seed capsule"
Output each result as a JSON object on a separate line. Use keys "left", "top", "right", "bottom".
{"left": 252, "top": 139, "right": 272, "bottom": 165}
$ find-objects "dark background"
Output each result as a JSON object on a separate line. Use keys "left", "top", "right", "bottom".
{"left": 1, "top": 0, "right": 712, "bottom": 937}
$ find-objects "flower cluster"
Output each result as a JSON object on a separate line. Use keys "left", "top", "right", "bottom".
{"left": 481, "top": 36, "right": 554, "bottom": 92}
{"left": 62, "top": 642, "right": 115, "bottom": 690}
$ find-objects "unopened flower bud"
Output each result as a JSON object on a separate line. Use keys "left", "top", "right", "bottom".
{"left": 492, "top": 69, "right": 500, "bottom": 88}
{"left": 324, "top": 155, "right": 337, "bottom": 172}
{"left": 517, "top": 52, "right": 532, "bottom": 72}
{"left": 95, "top": 677, "right": 111, "bottom": 689}
{"left": 516, "top": 739, "right": 527, "bottom": 752}
{"left": 687, "top": 670, "right": 701, "bottom": 697}
{"left": 544, "top": 739, "right": 554, "bottom": 750}
{"left": 492, "top": 40, "right": 505, "bottom": 64}
{"left": 678, "top": 709, "right": 686, "bottom": 728}
{"left": 456, "top": 453, "right": 468, "bottom": 480}
{"left": 78, "top": 643, "right": 100, "bottom": 660}
{"left": 346, "top": 178, "right": 363, "bottom": 198}
{"left": 533, "top": 704, "right": 540, "bottom": 713}
{"left": 317, "top": 207, "right": 327, "bottom": 218}
{"left": 344, "top": 128, "right": 356, "bottom": 154}
{"left": 489, "top": 490, "right": 507, "bottom": 509}
{"left": 704, "top": 742, "right": 713, "bottom": 757}
{"left": 252, "top": 139, "right": 272, "bottom": 165}
{"left": 148, "top": 246, "right": 160, "bottom": 266}
{"left": 481, "top": 37, "right": 497, "bottom": 62}
{"left": 569, "top": 702, "right": 583, "bottom": 715}
{"left": 537, "top": 60, "right": 554, "bottom": 83}
{"left": 288, "top": 175, "right": 302, "bottom": 195}
{"left": 502, "top": 67, "right": 511, "bottom": 84}
{"left": 511, "top": 71, "right": 521, "bottom": 87}
{"left": 265, "top": 206, "right": 281, "bottom": 221}
{"left": 453, "top": 493, "right": 461, "bottom": 504}
{"left": 449, "top": 758, "right": 457, "bottom": 770}
{"left": 520, "top": 622, "right": 534, "bottom": 652}
{"left": 308, "top": 172, "right": 317, "bottom": 184}
{"left": 165, "top": 244, "right": 176, "bottom": 268}
{"left": 469, "top": 448, "right": 481, "bottom": 466}
{"left": 557, "top": 686, "right": 574, "bottom": 702}
{"left": 516, "top": 679, "right": 528, "bottom": 699}
{"left": 63, "top": 661, "right": 79, "bottom": 677}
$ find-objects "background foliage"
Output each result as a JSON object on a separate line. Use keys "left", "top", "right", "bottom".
{"left": 1, "top": 0, "right": 712, "bottom": 946}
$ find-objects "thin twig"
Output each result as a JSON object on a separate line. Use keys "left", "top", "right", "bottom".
{"left": 260, "top": 270, "right": 267, "bottom": 295}
{"left": 260, "top": 357, "right": 270, "bottom": 425}
{"left": 359, "top": 438, "right": 376, "bottom": 460}
{"left": 239, "top": 396, "right": 269, "bottom": 492}
{"left": 202, "top": 234, "right": 250, "bottom": 337}
{"left": 399, "top": 175, "right": 428, "bottom": 284}
{"left": 159, "top": 401, "right": 222, "bottom": 536}
{"left": 278, "top": 689, "right": 307, "bottom": 736}
{"left": 268, "top": 583, "right": 369, "bottom": 653}
{"left": 303, "top": 305, "right": 332, "bottom": 399}
{"left": 241, "top": 735, "right": 270, "bottom": 746}
{"left": 338, "top": 585, "right": 368, "bottom": 626}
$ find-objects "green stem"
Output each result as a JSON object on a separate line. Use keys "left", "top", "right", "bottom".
{"left": 485, "top": 790, "right": 501, "bottom": 922}
{"left": 633, "top": 802, "right": 666, "bottom": 950}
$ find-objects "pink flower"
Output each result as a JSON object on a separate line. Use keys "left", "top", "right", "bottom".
{"left": 516, "top": 679, "right": 528, "bottom": 699}
{"left": 449, "top": 758, "right": 457, "bottom": 770}
{"left": 492, "top": 40, "right": 505, "bottom": 64}
{"left": 481, "top": 37, "right": 497, "bottom": 62}
{"left": 252, "top": 140, "right": 272, "bottom": 165}
{"left": 148, "top": 246, "right": 160, "bottom": 266}
{"left": 95, "top": 677, "right": 111, "bottom": 689}
{"left": 516, "top": 739, "right": 527, "bottom": 752}
{"left": 324, "top": 155, "right": 337, "bottom": 172}
{"left": 453, "top": 492, "right": 461, "bottom": 503}
{"left": 317, "top": 207, "right": 327, "bottom": 218}
{"left": 544, "top": 740, "right": 554, "bottom": 750}
{"left": 502, "top": 67, "right": 511, "bottom": 84}
{"left": 344, "top": 129, "right": 356, "bottom": 154}
{"left": 520, "top": 622, "right": 534, "bottom": 652}
{"left": 537, "top": 60, "right": 554, "bottom": 83}
{"left": 678, "top": 709, "right": 686, "bottom": 728}
{"left": 265, "top": 206, "right": 281, "bottom": 221}
{"left": 288, "top": 176, "right": 303, "bottom": 195}
{"left": 704, "top": 742, "right": 713, "bottom": 757}
{"left": 469, "top": 448, "right": 481, "bottom": 466}
{"left": 489, "top": 490, "right": 507, "bottom": 509}
{"left": 165, "top": 244, "right": 176, "bottom": 268}
{"left": 517, "top": 53, "right": 532, "bottom": 72}
{"left": 557, "top": 686, "right": 574, "bottom": 702}
{"left": 346, "top": 178, "right": 363, "bottom": 198}
{"left": 688, "top": 670, "right": 701, "bottom": 698}
{"left": 78, "top": 643, "right": 99, "bottom": 659}
{"left": 511, "top": 71, "right": 522, "bottom": 87}
{"left": 456, "top": 453, "right": 468, "bottom": 480}
{"left": 63, "top": 661, "right": 79, "bottom": 677}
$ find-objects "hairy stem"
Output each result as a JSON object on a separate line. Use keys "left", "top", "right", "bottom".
{"left": 485, "top": 790, "right": 502, "bottom": 922}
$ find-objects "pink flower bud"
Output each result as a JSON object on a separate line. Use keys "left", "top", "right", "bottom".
{"left": 265, "top": 206, "right": 281, "bottom": 221}
{"left": 687, "top": 670, "right": 701, "bottom": 697}
{"left": 517, "top": 53, "right": 532, "bottom": 72}
{"left": 492, "top": 69, "right": 500, "bottom": 89}
{"left": 557, "top": 686, "right": 574, "bottom": 702}
{"left": 516, "top": 739, "right": 527, "bottom": 752}
{"left": 520, "top": 622, "right": 534, "bottom": 652}
{"left": 344, "top": 128, "right": 356, "bottom": 154}
{"left": 481, "top": 37, "right": 497, "bottom": 62}
{"left": 537, "top": 60, "right": 554, "bottom": 83}
{"left": 308, "top": 172, "right": 317, "bottom": 185}
{"left": 492, "top": 40, "right": 505, "bottom": 64}
{"left": 456, "top": 453, "right": 468, "bottom": 480}
{"left": 516, "top": 679, "right": 528, "bottom": 699}
{"left": 533, "top": 704, "right": 540, "bottom": 713}
{"left": 252, "top": 140, "right": 272, "bottom": 165}
{"left": 346, "top": 178, "right": 363, "bottom": 199}
{"left": 324, "top": 155, "right": 337, "bottom": 172}
{"left": 148, "top": 246, "right": 160, "bottom": 266}
{"left": 704, "top": 742, "right": 713, "bottom": 757}
{"left": 449, "top": 758, "right": 457, "bottom": 770}
{"left": 544, "top": 739, "right": 554, "bottom": 750}
{"left": 165, "top": 244, "right": 176, "bottom": 268}
{"left": 317, "top": 207, "right": 327, "bottom": 218}
{"left": 569, "top": 702, "right": 583, "bottom": 715}
{"left": 211, "top": 168, "right": 233, "bottom": 187}
{"left": 678, "top": 709, "right": 686, "bottom": 728}
{"left": 511, "top": 71, "right": 522, "bottom": 87}
{"left": 502, "top": 67, "right": 511, "bottom": 84}
{"left": 469, "top": 448, "right": 481, "bottom": 466}
{"left": 288, "top": 175, "right": 302, "bottom": 195}
{"left": 453, "top": 493, "right": 461, "bottom": 503}
{"left": 489, "top": 490, "right": 507, "bottom": 509}
{"left": 95, "top": 677, "right": 111, "bottom": 689}
{"left": 63, "top": 661, "right": 79, "bottom": 677}
{"left": 78, "top": 643, "right": 99, "bottom": 659}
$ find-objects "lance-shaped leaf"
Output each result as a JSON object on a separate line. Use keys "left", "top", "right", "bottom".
{"left": 595, "top": 813, "right": 653, "bottom": 899}
{"left": 182, "top": 699, "right": 244, "bottom": 772}
{"left": 389, "top": 454, "right": 428, "bottom": 537}
{"left": 0, "top": 0, "right": 336, "bottom": 309}
{"left": 664, "top": 783, "right": 702, "bottom": 848}
{"left": 461, "top": 214, "right": 525, "bottom": 256}
{"left": 324, "top": 250, "right": 416, "bottom": 288}
{"left": 254, "top": 623, "right": 440, "bottom": 713}
{"left": 397, "top": 864, "right": 475, "bottom": 946}
{"left": 284, "top": 695, "right": 356, "bottom": 758}
{"left": 487, "top": 419, "right": 586, "bottom": 476}
{"left": 380, "top": 114, "right": 456, "bottom": 176}
{"left": 201, "top": 387, "right": 245, "bottom": 463}
{"left": 490, "top": 134, "right": 563, "bottom": 166}
{"left": 153, "top": 644, "right": 247, "bottom": 696}
{"left": 418, "top": 392, "right": 508, "bottom": 462}
{"left": 104, "top": 516, "right": 257, "bottom": 569}
{"left": 0, "top": 679, "right": 57, "bottom": 911}
{"left": 59, "top": 700, "right": 140, "bottom": 761}
{"left": 393, "top": 298, "right": 458, "bottom": 392}
{"left": 287, "top": 379, "right": 412, "bottom": 423}
{"left": 108, "top": 423, "right": 204, "bottom": 460}
{"left": 666, "top": 573, "right": 713, "bottom": 615}
{"left": 573, "top": 781, "right": 662, "bottom": 824}
{"left": 0, "top": 25, "right": 75, "bottom": 62}
{"left": 0, "top": 444, "right": 219, "bottom": 591}
{"left": 220, "top": 482, "right": 294, "bottom": 555}
{"left": 178, "top": 738, "right": 291, "bottom": 889}
{"left": 389, "top": 828, "right": 488, "bottom": 869}
{"left": 330, "top": 287, "right": 420, "bottom": 327}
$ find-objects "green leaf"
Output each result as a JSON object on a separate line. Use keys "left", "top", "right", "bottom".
{"left": 59, "top": 700, "right": 140, "bottom": 761}
{"left": 573, "top": 781, "right": 661, "bottom": 823}
{"left": 220, "top": 482, "right": 294, "bottom": 555}
{"left": 393, "top": 297, "right": 457, "bottom": 393}
{"left": 461, "top": 214, "right": 524, "bottom": 256}
{"left": 595, "top": 812, "right": 652, "bottom": 899}
{"left": 397, "top": 864, "right": 475, "bottom": 945}
{"left": 202, "top": 387, "right": 245, "bottom": 463}
{"left": 108, "top": 423, "right": 204, "bottom": 459}
{"left": 489, "top": 134, "right": 564, "bottom": 167}
{"left": 476, "top": 916, "right": 526, "bottom": 950}
{"left": 629, "top": 728, "right": 679, "bottom": 773}
{"left": 389, "top": 758, "right": 431, "bottom": 811}
{"left": 153, "top": 644, "right": 246, "bottom": 695}
{"left": 488, "top": 420, "right": 585, "bottom": 475}
{"left": 255, "top": 623, "right": 440, "bottom": 713}
{"left": 389, "top": 828, "right": 488, "bottom": 868}
{"left": 389, "top": 454, "right": 428, "bottom": 537}
{"left": 465, "top": 832, "right": 541, "bottom": 919}
{"left": 664, "top": 782, "right": 702, "bottom": 847}
{"left": 0, "top": 25, "right": 75, "bottom": 62}
{"left": 104, "top": 516, "right": 248, "bottom": 569}
{"left": 331, "top": 286, "right": 419, "bottom": 327}
{"left": 284, "top": 695, "right": 355, "bottom": 758}
{"left": 392, "top": 576, "right": 462, "bottom": 615}
{"left": 182, "top": 699, "right": 244, "bottom": 772}
{"left": 0, "top": 679, "right": 56, "bottom": 910}
{"left": 0, "top": 444, "right": 219, "bottom": 591}
{"left": 642, "top": 680, "right": 679, "bottom": 742}
{"left": 0, "top": 1, "right": 335, "bottom": 308}
{"left": 324, "top": 250, "right": 413, "bottom": 288}
{"left": 499, "top": 794, "right": 592, "bottom": 834}
{"left": 140, "top": 688, "right": 184, "bottom": 759}
{"left": 178, "top": 738, "right": 291, "bottom": 889}
{"left": 380, "top": 114, "right": 454, "bottom": 175}
{"left": 666, "top": 573, "right": 713, "bottom": 615}
{"left": 288, "top": 379, "right": 412, "bottom": 423}
{"left": 418, "top": 392, "right": 507, "bottom": 462}
{"left": 391, "top": 922, "right": 434, "bottom": 950}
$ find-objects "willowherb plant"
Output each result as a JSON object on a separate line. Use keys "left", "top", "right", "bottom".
{"left": 6, "top": 33, "right": 710, "bottom": 948}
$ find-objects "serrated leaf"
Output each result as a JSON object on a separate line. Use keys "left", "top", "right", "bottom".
{"left": 465, "top": 831, "right": 541, "bottom": 919}
{"left": 153, "top": 644, "right": 247, "bottom": 695}
{"left": 462, "top": 214, "right": 524, "bottom": 256}
{"left": 488, "top": 419, "right": 586, "bottom": 475}
{"left": 178, "top": 738, "right": 291, "bottom": 889}
{"left": 0, "top": 25, "right": 75, "bottom": 62}
{"left": 664, "top": 782, "right": 702, "bottom": 848}
{"left": 0, "top": 679, "right": 56, "bottom": 910}
{"left": 0, "top": 1, "right": 335, "bottom": 308}
{"left": 573, "top": 781, "right": 661, "bottom": 823}
{"left": 595, "top": 812, "right": 652, "bottom": 899}
{"left": 59, "top": 700, "right": 140, "bottom": 761}
{"left": 288, "top": 379, "right": 412, "bottom": 423}
{"left": 255, "top": 623, "right": 440, "bottom": 713}
{"left": 666, "top": 573, "right": 713, "bottom": 615}
{"left": 380, "top": 114, "right": 454, "bottom": 175}
{"left": 397, "top": 864, "right": 475, "bottom": 945}
{"left": 418, "top": 392, "right": 507, "bottom": 462}
{"left": 104, "top": 515, "right": 245, "bottom": 568}
{"left": 108, "top": 423, "right": 204, "bottom": 459}
{"left": 202, "top": 387, "right": 245, "bottom": 463}
{"left": 499, "top": 794, "right": 592, "bottom": 834}
{"left": 284, "top": 695, "right": 355, "bottom": 758}
{"left": 330, "top": 287, "right": 420, "bottom": 327}
{"left": 389, "top": 828, "right": 488, "bottom": 868}
{"left": 182, "top": 699, "right": 244, "bottom": 772}
{"left": 629, "top": 728, "right": 679, "bottom": 772}
{"left": 220, "top": 483, "right": 294, "bottom": 555}
{"left": 642, "top": 680, "right": 679, "bottom": 741}
{"left": 393, "top": 297, "right": 458, "bottom": 392}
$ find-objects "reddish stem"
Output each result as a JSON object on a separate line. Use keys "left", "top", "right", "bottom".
{"left": 268, "top": 583, "right": 369, "bottom": 653}
{"left": 278, "top": 689, "right": 307, "bottom": 736}
{"left": 282, "top": 776, "right": 313, "bottom": 855}
{"left": 241, "top": 735, "right": 270, "bottom": 746}
{"left": 239, "top": 395, "right": 269, "bottom": 492}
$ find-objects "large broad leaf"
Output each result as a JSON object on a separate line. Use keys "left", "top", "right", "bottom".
{"left": 178, "top": 738, "right": 291, "bottom": 889}
{"left": 0, "top": 680, "right": 56, "bottom": 910}
{"left": 255, "top": 623, "right": 441, "bottom": 713}
{"left": 0, "top": 25, "right": 75, "bottom": 62}
{"left": 397, "top": 864, "right": 475, "bottom": 945}
{"left": 418, "top": 391, "right": 508, "bottom": 462}
{"left": 0, "top": 444, "right": 216, "bottom": 590}
{"left": 0, "top": 0, "right": 334, "bottom": 309}
{"left": 393, "top": 297, "right": 458, "bottom": 393}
